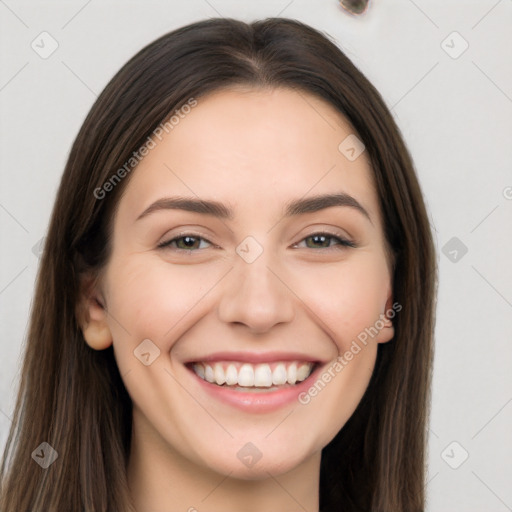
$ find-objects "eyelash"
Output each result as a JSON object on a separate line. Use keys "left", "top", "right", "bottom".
{"left": 157, "top": 232, "right": 357, "bottom": 252}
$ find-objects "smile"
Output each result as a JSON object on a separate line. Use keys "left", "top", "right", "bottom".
{"left": 185, "top": 352, "right": 325, "bottom": 412}
{"left": 192, "top": 361, "right": 315, "bottom": 388}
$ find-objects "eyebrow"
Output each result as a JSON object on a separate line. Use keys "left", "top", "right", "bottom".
{"left": 136, "top": 193, "right": 372, "bottom": 224}
{"left": 284, "top": 193, "right": 372, "bottom": 224}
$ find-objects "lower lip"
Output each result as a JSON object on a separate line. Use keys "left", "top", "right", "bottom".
{"left": 187, "top": 364, "right": 324, "bottom": 413}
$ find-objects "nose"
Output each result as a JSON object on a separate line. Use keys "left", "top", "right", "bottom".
{"left": 217, "top": 251, "right": 295, "bottom": 334}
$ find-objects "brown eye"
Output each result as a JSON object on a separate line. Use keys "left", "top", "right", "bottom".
{"left": 158, "top": 235, "right": 211, "bottom": 251}
{"left": 305, "top": 234, "right": 331, "bottom": 248}
{"left": 297, "top": 233, "right": 357, "bottom": 250}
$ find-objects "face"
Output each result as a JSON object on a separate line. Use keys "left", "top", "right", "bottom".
{"left": 83, "top": 87, "right": 395, "bottom": 479}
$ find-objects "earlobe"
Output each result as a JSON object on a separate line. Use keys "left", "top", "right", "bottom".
{"left": 81, "top": 302, "right": 113, "bottom": 350}
{"left": 376, "top": 316, "right": 394, "bottom": 344}
{"left": 77, "top": 280, "right": 113, "bottom": 350}
{"left": 376, "top": 296, "right": 396, "bottom": 344}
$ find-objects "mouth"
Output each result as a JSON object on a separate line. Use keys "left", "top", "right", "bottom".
{"left": 183, "top": 352, "right": 326, "bottom": 412}
{"left": 190, "top": 360, "right": 317, "bottom": 391}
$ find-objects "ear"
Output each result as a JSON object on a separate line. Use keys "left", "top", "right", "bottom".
{"left": 375, "top": 295, "right": 396, "bottom": 344}
{"left": 76, "top": 275, "right": 113, "bottom": 350}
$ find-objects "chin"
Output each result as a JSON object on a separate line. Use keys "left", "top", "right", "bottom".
{"left": 200, "top": 445, "right": 315, "bottom": 481}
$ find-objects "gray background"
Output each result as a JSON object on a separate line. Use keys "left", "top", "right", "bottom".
{"left": 1, "top": 1, "right": 511, "bottom": 510}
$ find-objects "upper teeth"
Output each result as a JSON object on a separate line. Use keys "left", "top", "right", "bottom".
{"left": 192, "top": 361, "right": 314, "bottom": 388}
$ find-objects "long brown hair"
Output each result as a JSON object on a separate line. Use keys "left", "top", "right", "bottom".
{"left": 0, "top": 18, "right": 437, "bottom": 511}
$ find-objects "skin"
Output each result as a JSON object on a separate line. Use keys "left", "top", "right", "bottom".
{"left": 80, "top": 87, "right": 395, "bottom": 512}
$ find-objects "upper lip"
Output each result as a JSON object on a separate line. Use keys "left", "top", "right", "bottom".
{"left": 185, "top": 351, "right": 326, "bottom": 365}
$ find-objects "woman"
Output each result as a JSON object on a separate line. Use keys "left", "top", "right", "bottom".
{"left": 0, "top": 17, "right": 437, "bottom": 512}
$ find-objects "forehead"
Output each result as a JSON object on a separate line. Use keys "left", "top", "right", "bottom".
{"left": 118, "top": 87, "right": 380, "bottom": 225}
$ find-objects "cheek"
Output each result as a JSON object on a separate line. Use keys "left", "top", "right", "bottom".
{"left": 298, "top": 344, "right": 377, "bottom": 451}
{"left": 104, "top": 256, "right": 222, "bottom": 352}
{"left": 292, "top": 256, "right": 387, "bottom": 442}
{"left": 290, "top": 254, "right": 390, "bottom": 351}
